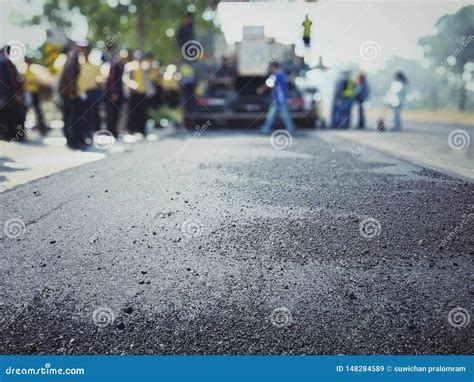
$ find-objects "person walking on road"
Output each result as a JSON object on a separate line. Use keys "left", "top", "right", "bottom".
{"left": 354, "top": 72, "right": 369, "bottom": 129}
{"left": 258, "top": 62, "right": 295, "bottom": 134}
{"left": 386, "top": 71, "right": 408, "bottom": 131}
{"left": 104, "top": 46, "right": 124, "bottom": 138}
{"left": 24, "top": 57, "right": 49, "bottom": 136}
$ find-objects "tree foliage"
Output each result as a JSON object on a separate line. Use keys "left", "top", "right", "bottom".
{"left": 418, "top": 5, "right": 474, "bottom": 110}
{"left": 418, "top": 5, "right": 473, "bottom": 74}
{"left": 31, "top": 0, "right": 211, "bottom": 63}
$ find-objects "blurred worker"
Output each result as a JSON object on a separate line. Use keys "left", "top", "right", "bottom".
{"left": 59, "top": 42, "right": 87, "bottom": 149}
{"left": 180, "top": 62, "right": 197, "bottom": 112}
{"left": 125, "top": 51, "right": 155, "bottom": 136}
{"left": 386, "top": 71, "right": 408, "bottom": 131}
{"left": 331, "top": 71, "right": 354, "bottom": 129}
{"left": 24, "top": 57, "right": 48, "bottom": 136}
{"left": 257, "top": 61, "right": 295, "bottom": 134}
{"left": 302, "top": 15, "right": 312, "bottom": 48}
{"left": 176, "top": 13, "right": 195, "bottom": 49}
{"left": 77, "top": 45, "right": 103, "bottom": 138}
{"left": 148, "top": 59, "right": 163, "bottom": 112}
{"left": 104, "top": 46, "right": 124, "bottom": 138}
{"left": 354, "top": 72, "right": 369, "bottom": 129}
{"left": 0, "top": 45, "right": 25, "bottom": 141}
{"left": 161, "top": 64, "right": 180, "bottom": 108}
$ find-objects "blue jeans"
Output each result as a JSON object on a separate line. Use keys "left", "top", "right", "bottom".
{"left": 357, "top": 102, "right": 365, "bottom": 128}
{"left": 261, "top": 102, "right": 295, "bottom": 134}
{"left": 332, "top": 98, "right": 352, "bottom": 129}
{"left": 393, "top": 106, "right": 402, "bottom": 130}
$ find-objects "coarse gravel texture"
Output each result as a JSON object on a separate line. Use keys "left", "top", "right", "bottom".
{"left": 1, "top": 130, "right": 472, "bottom": 355}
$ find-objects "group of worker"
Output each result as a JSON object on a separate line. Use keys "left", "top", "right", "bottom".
{"left": 331, "top": 71, "right": 370, "bottom": 129}
{"left": 331, "top": 70, "right": 408, "bottom": 130}
{"left": 58, "top": 42, "right": 165, "bottom": 149}
{"left": 0, "top": 39, "right": 183, "bottom": 148}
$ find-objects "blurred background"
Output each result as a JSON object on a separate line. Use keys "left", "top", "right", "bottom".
{"left": 1, "top": 0, "right": 473, "bottom": 119}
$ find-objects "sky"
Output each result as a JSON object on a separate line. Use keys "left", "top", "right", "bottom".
{"left": 216, "top": 0, "right": 471, "bottom": 72}
{"left": 0, "top": 0, "right": 471, "bottom": 73}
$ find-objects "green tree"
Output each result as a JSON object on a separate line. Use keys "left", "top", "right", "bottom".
{"left": 28, "top": 0, "right": 211, "bottom": 63}
{"left": 418, "top": 5, "right": 474, "bottom": 111}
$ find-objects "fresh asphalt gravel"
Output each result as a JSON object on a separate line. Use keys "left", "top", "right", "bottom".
{"left": 0, "top": 129, "right": 472, "bottom": 355}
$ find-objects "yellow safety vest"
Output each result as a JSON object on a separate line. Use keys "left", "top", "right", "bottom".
{"left": 303, "top": 18, "right": 312, "bottom": 38}
{"left": 342, "top": 79, "right": 354, "bottom": 98}
{"left": 24, "top": 69, "right": 41, "bottom": 93}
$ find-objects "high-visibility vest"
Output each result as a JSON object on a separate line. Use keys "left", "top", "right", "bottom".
{"left": 303, "top": 18, "right": 312, "bottom": 37}
{"left": 342, "top": 79, "right": 355, "bottom": 98}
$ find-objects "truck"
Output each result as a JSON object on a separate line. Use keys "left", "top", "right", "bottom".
{"left": 183, "top": 26, "right": 319, "bottom": 129}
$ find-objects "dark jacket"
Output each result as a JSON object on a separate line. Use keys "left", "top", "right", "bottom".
{"left": 59, "top": 52, "right": 80, "bottom": 99}
{"left": 105, "top": 59, "right": 124, "bottom": 99}
{"left": 177, "top": 23, "right": 194, "bottom": 48}
{"left": 0, "top": 55, "right": 23, "bottom": 105}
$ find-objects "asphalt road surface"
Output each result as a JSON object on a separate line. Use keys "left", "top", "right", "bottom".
{"left": 1, "top": 128, "right": 472, "bottom": 355}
